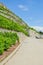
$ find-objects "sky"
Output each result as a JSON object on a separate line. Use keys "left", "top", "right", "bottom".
{"left": 0, "top": 0, "right": 43, "bottom": 31}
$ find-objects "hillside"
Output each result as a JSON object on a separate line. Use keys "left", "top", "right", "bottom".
{"left": 0, "top": 3, "right": 43, "bottom": 62}
{"left": 0, "top": 3, "right": 30, "bottom": 36}
{"left": 0, "top": 3, "right": 42, "bottom": 37}
{"left": 0, "top": 3, "right": 29, "bottom": 28}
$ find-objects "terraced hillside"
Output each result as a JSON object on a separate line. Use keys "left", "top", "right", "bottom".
{"left": 0, "top": 3, "right": 29, "bottom": 36}
{"left": 0, "top": 3, "right": 42, "bottom": 62}
{"left": 0, "top": 3, "right": 30, "bottom": 58}
{"left": 0, "top": 3, "right": 42, "bottom": 37}
{"left": 0, "top": 3, "right": 42, "bottom": 38}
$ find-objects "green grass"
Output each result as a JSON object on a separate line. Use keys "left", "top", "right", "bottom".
{"left": 0, "top": 15, "right": 29, "bottom": 36}
{"left": 0, "top": 32, "right": 19, "bottom": 55}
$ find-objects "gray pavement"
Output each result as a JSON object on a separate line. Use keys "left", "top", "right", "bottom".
{"left": 4, "top": 37, "right": 43, "bottom": 65}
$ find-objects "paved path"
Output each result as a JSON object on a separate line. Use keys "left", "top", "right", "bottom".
{"left": 4, "top": 37, "right": 43, "bottom": 65}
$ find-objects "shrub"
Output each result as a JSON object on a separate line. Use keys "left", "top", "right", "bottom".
{"left": 0, "top": 41, "right": 4, "bottom": 55}
{"left": 4, "top": 38, "right": 11, "bottom": 50}
{"left": 0, "top": 32, "right": 19, "bottom": 55}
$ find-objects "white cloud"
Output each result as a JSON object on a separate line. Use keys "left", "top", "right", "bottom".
{"left": 31, "top": 26, "right": 43, "bottom": 32}
{"left": 18, "top": 4, "right": 28, "bottom": 11}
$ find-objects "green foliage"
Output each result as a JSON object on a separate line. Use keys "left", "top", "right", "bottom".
{"left": 4, "top": 38, "right": 12, "bottom": 50}
{"left": 0, "top": 32, "right": 19, "bottom": 55}
{"left": 29, "top": 27, "right": 38, "bottom": 33}
{"left": 0, "top": 41, "right": 4, "bottom": 55}
{"left": 39, "top": 31, "right": 43, "bottom": 35}
{"left": 0, "top": 15, "right": 29, "bottom": 36}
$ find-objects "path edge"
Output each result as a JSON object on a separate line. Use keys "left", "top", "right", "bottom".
{"left": 0, "top": 42, "right": 22, "bottom": 65}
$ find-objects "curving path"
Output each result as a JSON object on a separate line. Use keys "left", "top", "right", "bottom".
{"left": 4, "top": 37, "right": 43, "bottom": 65}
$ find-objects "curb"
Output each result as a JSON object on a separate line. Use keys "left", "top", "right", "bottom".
{"left": 0, "top": 41, "right": 22, "bottom": 65}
